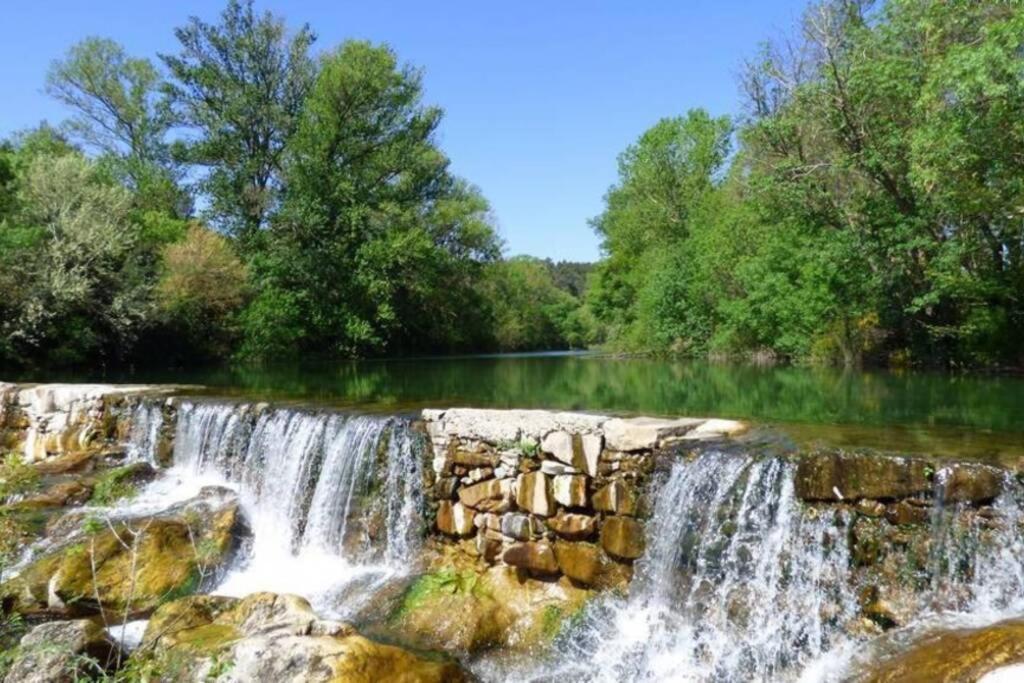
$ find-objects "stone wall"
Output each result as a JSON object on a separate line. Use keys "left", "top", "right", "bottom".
{"left": 420, "top": 408, "right": 745, "bottom": 586}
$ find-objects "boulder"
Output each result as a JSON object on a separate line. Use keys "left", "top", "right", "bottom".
{"left": 552, "top": 474, "right": 588, "bottom": 508}
{"left": 794, "top": 450, "right": 931, "bottom": 502}
{"left": 600, "top": 516, "right": 645, "bottom": 560}
{"left": 2, "top": 619, "right": 121, "bottom": 683}
{"left": 603, "top": 417, "right": 704, "bottom": 451}
{"left": 143, "top": 592, "right": 464, "bottom": 682}
{"left": 593, "top": 479, "right": 637, "bottom": 516}
{"left": 516, "top": 471, "right": 554, "bottom": 517}
{"left": 436, "top": 501, "right": 475, "bottom": 537}
{"left": 546, "top": 512, "right": 598, "bottom": 541}
{"left": 502, "top": 542, "right": 560, "bottom": 575}
{"left": 861, "top": 618, "right": 1024, "bottom": 683}
{"left": 553, "top": 542, "right": 606, "bottom": 586}
{"left": 458, "top": 478, "right": 506, "bottom": 511}
{"left": 939, "top": 463, "right": 1005, "bottom": 504}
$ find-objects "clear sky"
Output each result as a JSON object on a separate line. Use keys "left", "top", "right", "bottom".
{"left": 0, "top": 0, "right": 808, "bottom": 262}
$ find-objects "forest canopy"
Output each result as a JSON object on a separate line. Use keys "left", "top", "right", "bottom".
{"left": 1, "top": 0, "right": 1021, "bottom": 369}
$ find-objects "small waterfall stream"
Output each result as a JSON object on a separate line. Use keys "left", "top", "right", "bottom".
{"left": 126, "top": 399, "right": 425, "bottom": 617}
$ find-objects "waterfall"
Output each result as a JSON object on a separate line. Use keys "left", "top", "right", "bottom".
{"left": 142, "top": 400, "right": 425, "bottom": 615}
{"left": 125, "top": 401, "right": 164, "bottom": 465}
{"left": 508, "top": 451, "right": 1024, "bottom": 683}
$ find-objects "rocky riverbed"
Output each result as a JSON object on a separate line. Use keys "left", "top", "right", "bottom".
{"left": 2, "top": 382, "right": 1024, "bottom": 682}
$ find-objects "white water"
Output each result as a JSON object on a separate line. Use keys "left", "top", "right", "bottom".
{"left": 127, "top": 400, "right": 424, "bottom": 617}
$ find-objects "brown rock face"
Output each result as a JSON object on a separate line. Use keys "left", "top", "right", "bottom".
{"left": 449, "top": 446, "right": 499, "bottom": 469}
{"left": 861, "top": 618, "right": 1024, "bottom": 683}
{"left": 436, "top": 501, "right": 475, "bottom": 536}
{"left": 516, "top": 471, "right": 555, "bottom": 516}
{"left": 546, "top": 512, "right": 598, "bottom": 540}
{"left": 593, "top": 480, "right": 637, "bottom": 516}
{"left": 552, "top": 474, "right": 588, "bottom": 508}
{"left": 502, "top": 542, "right": 560, "bottom": 575}
{"left": 600, "top": 516, "right": 645, "bottom": 560}
{"left": 458, "top": 479, "right": 505, "bottom": 510}
{"left": 553, "top": 542, "right": 603, "bottom": 585}
{"left": 794, "top": 450, "right": 931, "bottom": 501}
{"left": 939, "top": 463, "right": 1004, "bottom": 504}
{"left": 885, "top": 500, "right": 932, "bottom": 526}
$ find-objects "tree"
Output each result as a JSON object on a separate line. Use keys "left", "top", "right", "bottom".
{"left": 161, "top": 0, "right": 316, "bottom": 244}
{"left": 241, "top": 41, "right": 500, "bottom": 358}
{"left": 46, "top": 38, "right": 183, "bottom": 215}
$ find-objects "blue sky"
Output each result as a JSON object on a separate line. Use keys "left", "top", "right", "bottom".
{"left": 0, "top": 0, "right": 808, "bottom": 261}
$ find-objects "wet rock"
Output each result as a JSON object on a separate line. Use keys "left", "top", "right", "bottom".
{"left": 516, "top": 471, "right": 554, "bottom": 517}
{"left": 502, "top": 542, "right": 560, "bottom": 575}
{"left": 603, "top": 417, "right": 704, "bottom": 451}
{"left": 593, "top": 479, "right": 637, "bottom": 516}
{"left": 501, "top": 512, "right": 543, "bottom": 541}
{"left": 6, "top": 479, "right": 93, "bottom": 511}
{"left": 552, "top": 474, "right": 588, "bottom": 508}
{"left": 546, "top": 512, "right": 598, "bottom": 540}
{"left": 939, "top": 463, "right": 1004, "bottom": 504}
{"left": 794, "top": 450, "right": 931, "bottom": 502}
{"left": 3, "top": 618, "right": 121, "bottom": 683}
{"left": 885, "top": 500, "right": 932, "bottom": 526}
{"left": 851, "top": 517, "right": 887, "bottom": 567}
{"left": 476, "top": 529, "right": 504, "bottom": 562}
{"left": 436, "top": 501, "right": 475, "bottom": 537}
{"left": 458, "top": 478, "right": 505, "bottom": 510}
{"left": 144, "top": 592, "right": 465, "bottom": 682}
{"left": 553, "top": 541, "right": 604, "bottom": 585}
{"left": 600, "top": 516, "right": 645, "bottom": 560}
{"left": 856, "top": 499, "right": 887, "bottom": 518}
{"left": 861, "top": 618, "right": 1024, "bottom": 683}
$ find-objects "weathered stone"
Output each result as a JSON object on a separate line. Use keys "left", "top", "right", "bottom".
{"left": 856, "top": 499, "right": 887, "bottom": 518}
{"left": 433, "top": 476, "right": 458, "bottom": 500}
{"left": 449, "top": 446, "right": 499, "bottom": 469}
{"left": 516, "top": 471, "right": 554, "bottom": 516}
{"left": 467, "top": 467, "right": 494, "bottom": 483}
{"left": 541, "top": 430, "right": 575, "bottom": 464}
{"left": 458, "top": 478, "right": 504, "bottom": 510}
{"left": 580, "top": 433, "right": 602, "bottom": 476}
{"left": 552, "top": 474, "right": 588, "bottom": 508}
{"left": 500, "top": 512, "right": 543, "bottom": 541}
{"left": 593, "top": 479, "right": 637, "bottom": 516}
{"left": 600, "top": 516, "right": 645, "bottom": 560}
{"left": 3, "top": 619, "right": 120, "bottom": 683}
{"left": 861, "top": 618, "right": 1024, "bottom": 683}
{"left": 885, "top": 500, "right": 932, "bottom": 526}
{"left": 476, "top": 528, "right": 504, "bottom": 562}
{"left": 794, "top": 450, "right": 931, "bottom": 502}
{"left": 502, "top": 542, "right": 560, "bottom": 575}
{"left": 603, "top": 416, "right": 704, "bottom": 451}
{"left": 546, "top": 512, "right": 598, "bottom": 540}
{"left": 553, "top": 541, "right": 602, "bottom": 585}
{"left": 682, "top": 418, "right": 747, "bottom": 440}
{"left": 540, "top": 460, "right": 579, "bottom": 476}
{"left": 939, "top": 463, "right": 1004, "bottom": 504}
{"left": 473, "top": 512, "right": 502, "bottom": 531}
{"left": 436, "top": 501, "right": 475, "bottom": 536}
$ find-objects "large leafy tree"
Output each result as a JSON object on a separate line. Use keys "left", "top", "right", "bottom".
{"left": 242, "top": 41, "right": 500, "bottom": 357}
{"left": 161, "top": 0, "right": 316, "bottom": 244}
{"left": 46, "top": 38, "right": 183, "bottom": 215}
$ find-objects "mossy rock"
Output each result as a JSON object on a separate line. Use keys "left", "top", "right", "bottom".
{"left": 795, "top": 450, "right": 931, "bottom": 502}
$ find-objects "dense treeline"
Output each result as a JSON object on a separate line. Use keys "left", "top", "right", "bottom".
{"left": 0, "top": 1, "right": 594, "bottom": 369}
{"left": 591, "top": 0, "right": 1024, "bottom": 367}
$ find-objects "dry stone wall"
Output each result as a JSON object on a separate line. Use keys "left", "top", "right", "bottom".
{"left": 421, "top": 408, "right": 745, "bottom": 586}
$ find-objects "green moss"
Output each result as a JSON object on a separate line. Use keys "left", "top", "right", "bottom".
{"left": 392, "top": 567, "right": 485, "bottom": 622}
{"left": 541, "top": 605, "right": 564, "bottom": 640}
{"left": 159, "top": 567, "right": 202, "bottom": 606}
{"left": 174, "top": 623, "right": 241, "bottom": 654}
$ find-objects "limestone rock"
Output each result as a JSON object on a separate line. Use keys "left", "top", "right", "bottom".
{"left": 552, "top": 474, "right": 588, "bottom": 508}
{"left": 3, "top": 619, "right": 120, "bottom": 683}
{"left": 861, "top": 618, "right": 1024, "bottom": 683}
{"left": 553, "top": 542, "right": 602, "bottom": 585}
{"left": 502, "top": 542, "right": 560, "bottom": 575}
{"left": 600, "top": 516, "right": 645, "bottom": 560}
{"left": 458, "top": 478, "right": 505, "bottom": 510}
{"left": 603, "top": 417, "right": 704, "bottom": 451}
{"left": 580, "top": 433, "right": 602, "bottom": 476}
{"left": 546, "top": 512, "right": 598, "bottom": 540}
{"left": 516, "top": 471, "right": 554, "bottom": 517}
{"left": 436, "top": 501, "right": 475, "bottom": 536}
{"left": 540, "top": 460, "right": 579, "bottom": 476}
{"left": 500, "top": 512, "right": 543, "bottom": 541}
{"left": 541, "top": 430, "right": 575, "bottom": 464}
{"left": 593, "top": 479, "right": 637, "bottom": 516}
{"left": 794, "top": 450, "right": 931, "bottom": 502}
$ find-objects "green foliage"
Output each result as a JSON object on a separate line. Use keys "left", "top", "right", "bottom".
{"left": 89, "top": 466, "right": 141, "bottom": 506}
{"left": 0, "top": 453, "right": 41, "bottom": 501}
{"left": 592, "top": 0, "right": 1024, "bottom": 367}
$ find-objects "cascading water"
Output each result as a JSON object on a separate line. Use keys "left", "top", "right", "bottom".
{"left": 496, "top": 451, "right": 1024, "bottom": 683}
{"left": 129, "top": 399, "right": 425, "bottom": 617}
{"left": 125, "top": 401, "right": 164, "bottom": 465}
